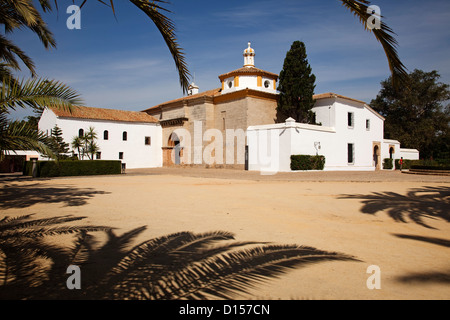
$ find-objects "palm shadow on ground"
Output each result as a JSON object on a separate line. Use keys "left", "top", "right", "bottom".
{"left": 0, "top": 215, "right": 360, "bottom": 300}
{"left": 339, "top": 186, "right": 450, "bottom": 229}
{"left": 392, "top": 233, "right": 450, "bottom": 285}
{"left": 0, "top": 183, "right": 110, "bottom": 208}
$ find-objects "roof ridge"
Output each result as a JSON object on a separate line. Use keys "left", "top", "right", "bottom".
{"left": 49, "top": 105, "right": 159, "bottom": 123}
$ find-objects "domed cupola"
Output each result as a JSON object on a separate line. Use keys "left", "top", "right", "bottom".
{"left": 218, "top": 42, "right": 278, "bottom": 95}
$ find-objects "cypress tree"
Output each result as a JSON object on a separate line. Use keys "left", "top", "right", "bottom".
{"left": 277, "top": 41, "right": 317, "bottom": 123}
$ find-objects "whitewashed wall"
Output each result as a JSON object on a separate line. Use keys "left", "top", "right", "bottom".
{"left": 399, "top": 148, "right": 420, "bottom": 160}
{"left": 248, "top": 98, "right": 394, "bottom": 173}
{"left": 39, "top": 109, "right": 163, "bottom": 169}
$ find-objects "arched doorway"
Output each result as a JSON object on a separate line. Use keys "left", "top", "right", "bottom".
{"left": 163, "top": 132, "right": 182, "bottom": 166}
{"left": 373, "top": 144, "right": 381, "bottom": 170}
{"left": 389, "top": 147, "right": 394, "bottom": 159}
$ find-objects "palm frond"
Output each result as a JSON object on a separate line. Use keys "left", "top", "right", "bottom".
{"left": 0, "top": 116, "right": 55, "bottom": 159}
{"left": 340, "top": 0, "right": 408, "bottom": 87}
{"left": 0, "top": 0, "right": 56, "bottom": 48}
{"left": 0, "top": 35, "right": 36, "bottom": 76}
{"left": 0, "top": 76, "right": 83, "bottom": 112}
{"left": 129, "top": 0, "right": 191, "bottom": 94}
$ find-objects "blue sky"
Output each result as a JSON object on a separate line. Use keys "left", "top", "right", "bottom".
{"left": 10, "top": 0, "right": 450, "bottom": 120}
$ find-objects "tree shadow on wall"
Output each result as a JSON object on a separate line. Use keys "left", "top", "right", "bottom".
{"left": 0, "top": 215, "right": 360, "bottom": 300}
{"left": 0, "top": 183, "right": 111, "bottom": 208}
{"left": 339, "top": 186, "right": 450, "bottom": 229}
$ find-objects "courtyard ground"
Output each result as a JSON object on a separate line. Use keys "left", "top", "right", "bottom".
{"left": 1, "top": 168, "right": 449, "bottom": 300}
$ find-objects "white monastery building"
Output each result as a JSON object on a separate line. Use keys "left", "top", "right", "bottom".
{"left": 37, "top": 43, "right": 419, "bottom": 173}
{"left": 248, "top": 93, "right": 419, "bottom": 173}
{"left": 39, "top": 106, "right": 162, "bottom": 169}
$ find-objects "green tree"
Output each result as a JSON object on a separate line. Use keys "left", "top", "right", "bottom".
{"left": 50, "top": 125, "right": 69, "bottom": 159}
{"left": 370, "top": 69, "right": 450, "bottom": 159}
{"left": 0, "top": 110, "right": 53, "bottom": 160}
{"left": 0, "top": 1, "right": 407, "bottom": 93}
{"left": 277, "top": 41, "right": 317, "bottom": 123}
{"left": 71, "top": 136, "right": 83, "bottom": 160}
{"left": 72, "top": 127, "right": 100, "bottom": 160}
{"left": 83, "top": 127, "right": 99, "bottom": 160}
{"left": 0, "top": 77, "right": 82, "bottom": 159}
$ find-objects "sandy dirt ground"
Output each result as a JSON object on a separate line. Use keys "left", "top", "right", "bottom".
{"left": 1, "top": 168, "right": 449, "bottom": 300}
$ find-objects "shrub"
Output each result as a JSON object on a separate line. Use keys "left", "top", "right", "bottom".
{"left": 394, "top": 159, "right": 450, "bottom": 170}
{"left": 23, "top": 160, "right": 122, "bottom": 177}
{"left": 383, "top": 158, "right": 393, "bottom": 170}
{"left": 395, "top": 159, "right": 412, "bottom": 170}
{"left": 291, "top": 155, "right": 325, "bottom": 171}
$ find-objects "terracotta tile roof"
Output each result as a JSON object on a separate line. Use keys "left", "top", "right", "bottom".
{"left": 313, "top": 92, "right": 366, "bottom": 105}
{"left": 218, "top": 67, "right": 278, "bottom": 80}
{"left": 142, "top": 88, "right": 222, "bottom": 112}
{"left": 50, "top": 106, "right": 159, "bottom": 123}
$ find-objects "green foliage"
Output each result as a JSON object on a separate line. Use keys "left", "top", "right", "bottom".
{"left": 370, "top": 69, "right": 450, "bottom": 159}
{"left": 277, "top": 41, "right": 317, "bottom": 123}
{"left": 49, "top": 125, "right": 70, "bottom": 159}
{"left": 383, "top": 158, "right": 393, "bottom": 169}
{"left": 291, "top": 155, "right": 325, "bottom": 171}
{"left": 23, "top": 160, "right": 122, "bottom": 177}
{"left": 394, "top": 159, "right": 450, "bottom": 170}
{"left": 72, "top": 127, "right": 100, "bottom": 160}
{"left": 0, "top": 0, "right": 190, "bottom": 93}
{"left": 0, "top": 110, "right": 54, "bottom": 160}
{"left": 409, "top": 159, "right": 450, "bottom": 171}
{"left": 395, "top": 159, "right": 412, "bottom": 170}
{"left": 340, "top": 0, "right": 408, "bottom": 87}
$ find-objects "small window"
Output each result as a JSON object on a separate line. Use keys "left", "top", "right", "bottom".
{"left": 145, "top": 137, "right": 151, "bottom": 146}
{"left": 228, "top": 81, "right": 233, "bottom": 88}
{"left": 348, "top": 143, "right": 354, "bottom": 164}
{"left": 96, "top": 152, "right": 101, "bottom": 160}
{"left": 119, "top": 152, "right": 124, "bottom": 160}
{"left": 79, "top": 129, "right": 84, "bottom": 137}
{"left": 264, "top": 80, "right": 270, "bottom": 88}
{"left": 123, "top": 131, "right": 127, "bottom": 141}
{"left": 348, "top": 112, "right": 354, "bottom": 128}
{"left": 104, "top": 130, "right": 109, "bottom": 140}
{"left": 366, "top": 119, "right": 370, "bottom": 130}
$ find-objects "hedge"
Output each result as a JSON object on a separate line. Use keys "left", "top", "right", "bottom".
{"left": 394, "top": 159, "right": 450, "bottom": 170}
{"left": 383, "top": 158, "right": 393, "bottom": 170}
{"left": 23, "top": 160, "right": 122, "bottom": 177}
{"left": 394, "top": 159, "right": 413, "bottom": 170}
{"left": 291, "top": 155, "right": 325, "bottom": 171}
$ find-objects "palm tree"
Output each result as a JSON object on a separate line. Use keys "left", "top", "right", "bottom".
{"left": 0, "top": 0, "right": 191, "bottom": 93}
{"left": 71, "top": 136, "right": 83, "bottom": 160}
{"left": 340, "top": 0, "right": 408, "bottom": 86}
{"left": 0, "top": 110, "right": 54, "bottom": 160}
{"left": 0, "top": 220, "right": 358, "bottom": 300}
{"left": 82, "top": 127, "right": 99, "bottom": 160}
{"left": 0, "top": 0, "right": 55, "bottom": 77}
{"left": 0, "top": 76, "right": 83, "bottom": 159}
{"left": 0, "top": 0, "right": 408, "bottom": 94}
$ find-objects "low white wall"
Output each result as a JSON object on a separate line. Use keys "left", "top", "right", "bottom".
{"left": 399, "top": 148, "right": 420, "bottom": 160}
{"left": 248, "top": 118, "right": 382, "bottom": 173}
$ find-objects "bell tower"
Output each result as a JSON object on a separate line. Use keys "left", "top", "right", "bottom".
{"left": 243, "top": 42, "right": 255, "bottom": 67}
